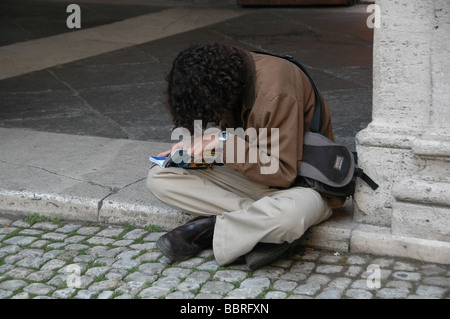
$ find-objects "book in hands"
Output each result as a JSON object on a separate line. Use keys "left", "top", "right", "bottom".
{"left": 149, "top": 149, "right": 215, "bottom": 169}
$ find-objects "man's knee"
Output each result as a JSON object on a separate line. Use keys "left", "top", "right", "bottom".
{"left": 146, "top": 166, "right": 172, "bottom": 200}
{"left": 265, "top": 188, "right": 332, "bottom": 243}
{"left": 275, "top": 201, "right": 306, "bottom": 242}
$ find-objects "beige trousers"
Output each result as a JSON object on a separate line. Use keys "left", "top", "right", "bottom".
{"left": 146, "top": 165, "right": 332, "bottom": 265}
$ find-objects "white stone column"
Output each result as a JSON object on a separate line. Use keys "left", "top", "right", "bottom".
{"left": 353, "top": 0, "right": 450, "bottom": 263}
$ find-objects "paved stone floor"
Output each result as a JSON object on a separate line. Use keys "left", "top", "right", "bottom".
{"left": 0, "top": 0, "right": 373, "bottom": 151}
{"left": 1, "top": 215, "right": 449, "bottom": 300}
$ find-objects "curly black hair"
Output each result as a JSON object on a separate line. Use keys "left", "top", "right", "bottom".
{"left": 166, "top": 43, "right": 246, "bottom": 134}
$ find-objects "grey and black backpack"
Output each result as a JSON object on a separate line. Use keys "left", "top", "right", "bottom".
{"left": 254, "top": 51, "right": 379, "bottom": 198}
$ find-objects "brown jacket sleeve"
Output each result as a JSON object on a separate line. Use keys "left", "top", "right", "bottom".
{"left": 223, "top": 93, "right": 302, "bottom": 188}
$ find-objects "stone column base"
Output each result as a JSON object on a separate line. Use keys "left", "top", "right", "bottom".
{"left": 351, "top": 224, "right": 450, "bottom": 264}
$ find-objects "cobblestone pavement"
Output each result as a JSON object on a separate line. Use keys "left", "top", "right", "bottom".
{"left": 1, "top": 215, "right": 449, "bottom": 300}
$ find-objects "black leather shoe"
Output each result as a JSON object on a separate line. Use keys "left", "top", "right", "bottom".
{"left": 156, "top": 217, "right": 215, "bottom": 262}
{"left": 245, "top": 242, "right": 290, "bottom": 270}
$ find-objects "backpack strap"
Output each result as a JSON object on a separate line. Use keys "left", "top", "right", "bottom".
{"left": 355, "top": 168, "right": 379, "bottom": 190}
{"left": 252, "top": 51, "right": 379, "bottom": 193}
{"left": 352, "top": 152, "right": 379, "bottom": 190}
{"left": 251, "top": 50, "right": 325, "bottom": 134}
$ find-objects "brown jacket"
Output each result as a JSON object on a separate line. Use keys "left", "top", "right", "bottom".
{"left": 222, "top": 52, "right": 344, "bottom": 208}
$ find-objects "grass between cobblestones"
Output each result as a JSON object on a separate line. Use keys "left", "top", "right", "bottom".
{"left": 0, "top": 213, "right": 449, "bottom": 300}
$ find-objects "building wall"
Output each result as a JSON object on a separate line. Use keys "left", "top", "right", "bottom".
{"left": 353, "top": 0, "right": 450, "bottom": 263}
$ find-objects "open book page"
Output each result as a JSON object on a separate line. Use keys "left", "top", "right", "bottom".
{"left": 149, "top": 156, "right": 167, "bottom": 168}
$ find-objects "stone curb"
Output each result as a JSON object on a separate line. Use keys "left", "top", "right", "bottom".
{"left": 1, "top": 128, "right": 449, "bottom": 265}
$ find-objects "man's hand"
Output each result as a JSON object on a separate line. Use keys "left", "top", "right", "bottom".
{"left": 157, "top": 128, "right": 221, "bottom": 160}
{"left": 156, "top": 149, "right": 172, "bottom": 157}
